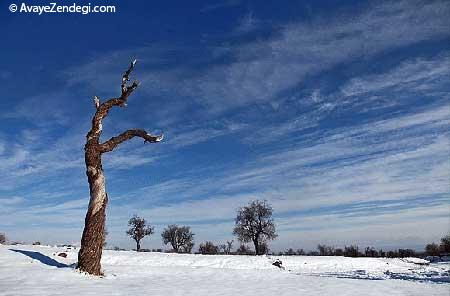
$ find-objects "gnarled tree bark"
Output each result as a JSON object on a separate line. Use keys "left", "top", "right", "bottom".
{"left": 77, "top": 60, "right": 163, "bottom": 276}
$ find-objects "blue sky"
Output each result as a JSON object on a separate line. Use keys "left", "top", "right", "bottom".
{"left": 0, "top": 0, "right": 449, "bottom": 251}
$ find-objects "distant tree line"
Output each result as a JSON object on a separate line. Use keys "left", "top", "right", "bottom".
{"left": 272, "top": 235, "right": 450, "bottom": 258}
{"left": 425, "top": 235, "right": 450, "bottom": 257}
{"left": 122, "top": 197, "right": 448, "bottom": 258}
{"left": 123, "top": 199, "right": 277, "bottom": 254}
{"left": 5, "top": 196, "right": 449, "bottom": 259}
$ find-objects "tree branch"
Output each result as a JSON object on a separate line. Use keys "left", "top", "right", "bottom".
{"left": 86, "top": 60, "right": 141, "bottom": 142}
{"left": 122, "top": 59, "right": 138, "bottom": 96}
{"left": 93, "top": 96, "right": 100, "bottom": 109}
{"left": 99, "top": 129, "right": 163, "bottom": 153}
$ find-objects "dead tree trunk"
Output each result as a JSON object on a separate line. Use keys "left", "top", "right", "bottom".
{"left": 77, "top": 60, "right": 163, "bottom": 276}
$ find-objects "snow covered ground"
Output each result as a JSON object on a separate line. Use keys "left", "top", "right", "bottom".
{"left": 0, "top": 244, "right": 448, "bottom": 296}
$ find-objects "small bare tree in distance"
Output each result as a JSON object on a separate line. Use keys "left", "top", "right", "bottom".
{"left": 233, "top": 200, "right": 277, "bottom": 255}
{"left": 219, "top": 240, "right": 234, "bottom": 254}
{"left": 161, "top": 224, "right": 195, "bottom": 253}
{"left": 126, "top": 215, "right": 154, "bottom": 252}
{"left": 77, "top": 60, "right": 163, "bottom": 275}
{"left": 0, "top": 233, "right": 6, "bottom": 244}
{"left": 226, "top": 240, "right": 234, "bottom": 254}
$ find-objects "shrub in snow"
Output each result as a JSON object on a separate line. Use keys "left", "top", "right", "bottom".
{"left": 386, "top": 250, "right": 398, "bottom": 258}
{"left": 364, "top": 247, "right": 378, "bottom": 257}
{"left": 334, "top": 248, "right": 344, "bottom": 256}
{"left": 236, "top": 244, "right": 253, "bottom": 255}
{"left": 425, "top": 243, "right": 440, "bottom": 256}
{"left": 344, "top": 245, "right": 360, "bottom": 257}
{"left": 398, "top": 249, "right": 415, "bottom": 258}
{"left": 0, "top": 233, "right": 6, "bottom": 244}
{"left": 284, "top": 248, "right": 296, "bottom": 256}
{"left": 283, "top": 248, "right": 307, "bottom": 256}
{"left": 317, "top": 244, "right": 335, "bottom": 256}
{"left": 199, "top": 241, "right": 219, "bottom": 255}
{"left": 297, "top": 248, "right": 305, "bottom": 255}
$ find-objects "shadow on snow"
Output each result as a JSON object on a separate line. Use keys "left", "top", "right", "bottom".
{"left": 301, "top": 270, "right": 450, "bottom": 284}
{"left": 10, "top": 249, "right": 70, "bottom": 268}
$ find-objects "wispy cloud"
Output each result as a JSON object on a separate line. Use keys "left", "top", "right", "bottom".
{"left": 61, "top": 1, "right": 449, "bottom": 124}
{"left": 341, "top": 54, "right": 450, "bottom": 97}
{"left": 200, "top": 0, "right": 241, "bottom": 13}
{"left": 234, "top": 12, "right": 260, "bottom": 34}
{"left": 180, "top": 0, "right": 449, "bottom": 113}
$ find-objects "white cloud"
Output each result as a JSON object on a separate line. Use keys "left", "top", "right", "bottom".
{"left": 341, "top": 54, "right": 450, "bottom": 97}
{"left": 103, "top": 153, "right": 157, "bottom": 170}
{"left": 234, "top": 12, "right": 260, "bottom": 34}
{"left": 181, "top": 0, "right": 449, "bottom": 113}
{"left": 62, "top": 1, "right": 449, "bottom": 121}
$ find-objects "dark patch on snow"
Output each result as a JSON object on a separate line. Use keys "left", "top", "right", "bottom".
{"left": 272, "top": 259, "right": 285, "bottom": 269}
{"left": 295, "top": 269, "right": 450, "bottom": 284}
{"left": 10, "top": 249, "right": 69, "bottom": 268}
{"left": 384, "top": 270, "right": 450, "bottom": 284}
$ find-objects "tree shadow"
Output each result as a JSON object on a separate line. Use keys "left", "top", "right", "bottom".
{"left": 10, "top": 249, "right": 69, "bottom": 268}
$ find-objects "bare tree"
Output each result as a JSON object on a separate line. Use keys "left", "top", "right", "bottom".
{"left": 233, "top": 200, "right": 277, "bottom": 255}
{"left": 425, "top": 243, "right": 440, "bottom": 256}
{"left": 226, "top": 240, "right": 234, "bottom": 254}
{"left": 297, "top": 248, "right": 305, "bottom": 255}
{"left": 219, "top": 240, "right": 234, "bottom": 254}
{"left": 317, "top": 244, "right": 326, "bottom": 256}
{"left": 126, "top": 215, "right": 154, "bottom": 252}
{"left": 0, "top": 233, "right": 6, "bottom": 244}
{"left": 317, "top": 244, "right": 335, "bottom": 256}
{"left": 161, "top": 224, "right": 194, "bottom": 253}
{"left": 343, "top": 245, "right": 359, "bottom": 257}
{"left": 440, "top": 235, "right": 450, "bottom": 253}
{"left": 220, "top": 240, "right": 234, "bottom": 254}
{"left": 199, "top": 241, "right": 219, "bottom": 255}
{"left": 365, "top": 246, "right": 378, "bottom": 257}
{"left": 77, "top": 60, "right": 163, "bottom": 275}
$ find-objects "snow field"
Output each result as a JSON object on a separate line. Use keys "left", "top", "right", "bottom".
{"left": 0, "top": 244, "right": 448, "bottom": 296}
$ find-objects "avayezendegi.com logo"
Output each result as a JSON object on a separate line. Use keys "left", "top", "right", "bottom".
{"left": 9, "top": 2, "right": 116, "bottom": 15}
